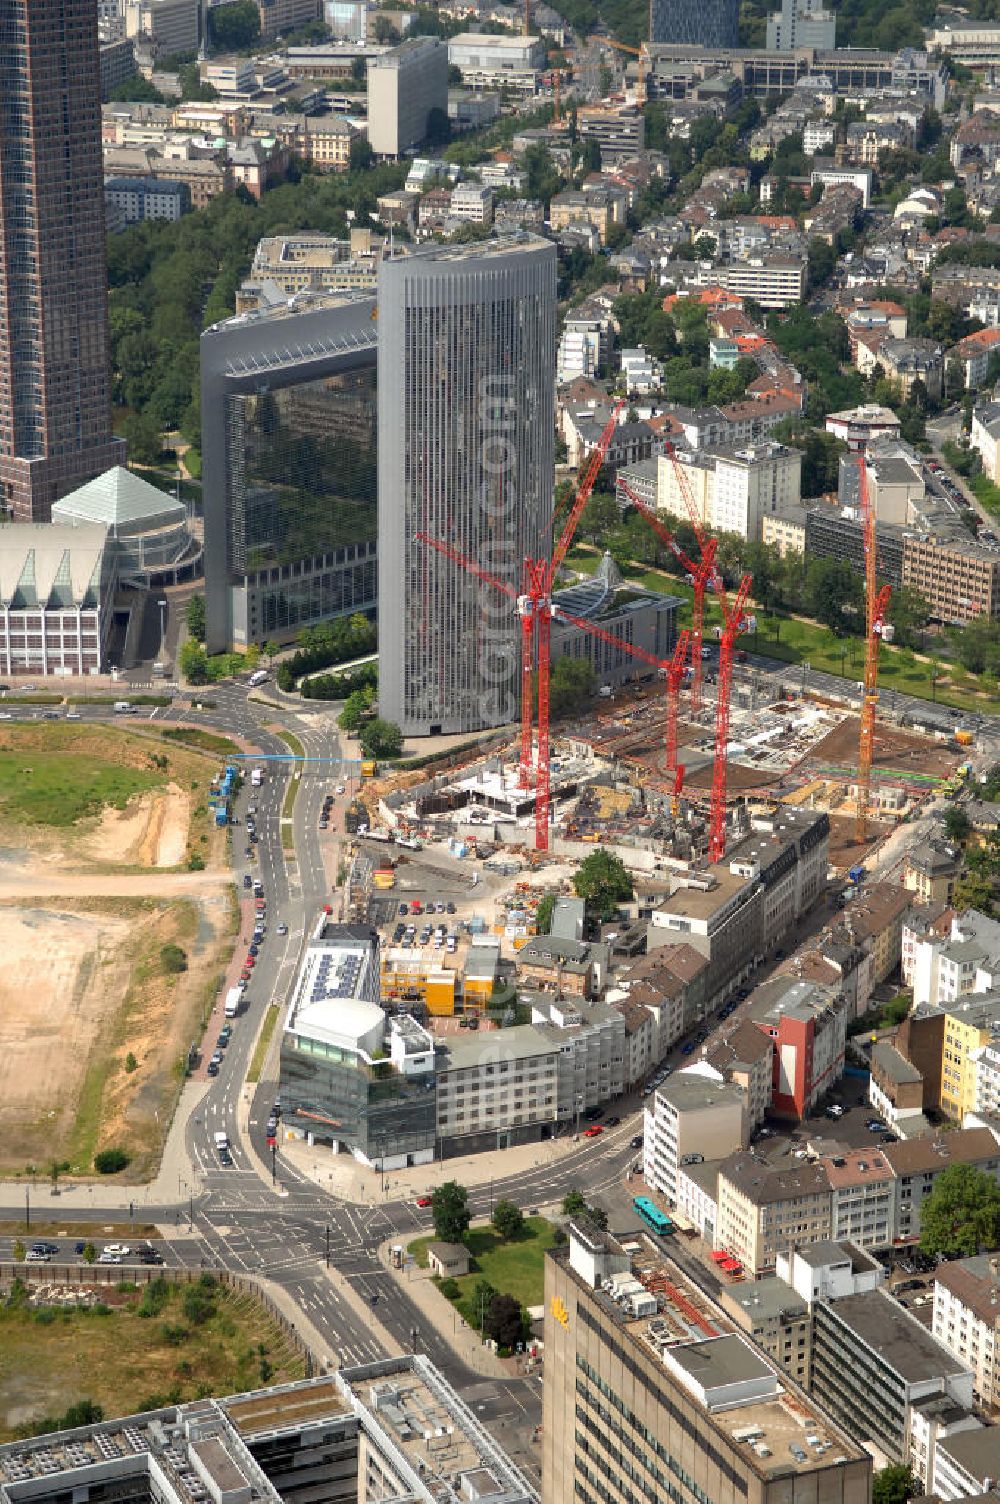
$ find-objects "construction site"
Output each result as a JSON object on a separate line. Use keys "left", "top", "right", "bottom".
{"left": 365, "top": 439, "right": 970, "bottom": 880}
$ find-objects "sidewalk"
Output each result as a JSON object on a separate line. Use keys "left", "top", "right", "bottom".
{"left": 279, "top": 1129, "right": 584, "bottom": 1204}
{"left": 377, "top": 1236, "right": 508, "bottom": 1378}
{"left": 0, "top": 1078, "right": 210, "bottom": 1214}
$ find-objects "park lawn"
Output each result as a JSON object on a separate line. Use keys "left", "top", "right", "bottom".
{"left": 409, "top": 1216, "right": 557, "bottom": 1322}
{"left": 0, "top": 1276, "right": 305, "bottom": 1440}
{"left": 0, "top": 749, "right": 162, "bottom": 827}
{"left": 566, "top": 547, "right": 1000, "bottom": 718}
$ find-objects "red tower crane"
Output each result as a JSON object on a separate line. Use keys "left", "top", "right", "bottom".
{"left": 672, "top": 764, "right": 685, "bottom": 818}
{"left": 664, "top": 628, "right": 692, "bottom": 772}
{"left": 617, "top": 478, "right": 718, "bottom": 711}
{"left": 418, "top": 399, "right": 623, "bottom": 853}
{"left": 708, "top": 573, "right": 754, "bottom": 864}
{"left": 552, "top": 606, "right": 689, "bottom": 772}
{"left": 856, "top": 454, "right": 892, "bottom": 842}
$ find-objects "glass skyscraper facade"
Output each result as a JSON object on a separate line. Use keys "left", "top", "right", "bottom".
{"left": 202, "top": 294, "right": 377, "bottom": 653}
{"left": 648, "top": 0, "right": 740, "bottom": 46}
{"left": 377, "top": 238, "right": 557, "bottom": 736}
{"left": 0, "top": 0, "right": 126, "bottom": 522}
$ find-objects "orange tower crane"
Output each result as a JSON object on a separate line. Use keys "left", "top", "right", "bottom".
{"left": 618, "top": 477, "right": 718, "bottom": 711}
{"left": 855, "top": 452, "right": 892, "bottom": 844}
{"left": 605, "top": 39, "right": 650, "bottom": 106}
{"left": 708, "top": 573, "right": 754, "bottom": 864}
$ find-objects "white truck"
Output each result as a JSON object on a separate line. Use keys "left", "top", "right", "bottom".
{"left": 250, "top": 766, "right": 264, "bottom": 787}
{"left": 224, "top": 986, "right": 242, "bottom": 1018}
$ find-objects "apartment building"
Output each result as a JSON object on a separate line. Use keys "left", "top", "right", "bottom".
{"left": 902, "top": 903, "right": 952, "bottom": 990}
{"left": 745, "top": 976, "right": 847, "bottom": 1120}
{"left": 449, "top": 182, "right": 494, "bottom": 223}
{"left": 934, "top": 1428, "right": 1000, "bottom": 1500}
{"left": 826, "top": 403, "right": 902, "bottom": 452}
{"left": 727, "top": 808, "right": 830, "bottom": 956}
{"left": 810, "top": 162, "right": 873, "bottom": 209}
{"left": 435, "top": 1026, "right": 558, "bottom": 1152}
{"left": 447, "top": 30, "right": 545, "bottom": 90}
{"left": 882, "top": 1130, "right": 1000, "bottom": 1243}
{"left": 516, "top": 934, "right": 604, "bottom": 998}
{"left": 716, "top": 1155, "right": 833, "bottom": 1276}
{"left": 943, "top": 997, "right": 1000, "bottom": 1120}
{"left": 648, "top": 866, "right": 763, "bottom": 1012}
{"left": 823, "top": 1147, "right": 894, "bottom": 1250}
{"left": 933, "top": 1255, "right": 1000, "bottom": 1411}
{"left": 904, "top": 841, "right": 961, "bottom": 907}
{"left": 557, "top": 307, "right": 614, "bottom": 383}
{"left": 656, "top": 445, "right": 714, "bottom": 528}
{"left": 972, "top": 1036, "right": 1000, "bottom": 1117}
{"left": 812, "top": 1289, "right": 974, "bottom": 1469}
{"left": 720, "top": 1277, "right": 812, "bottom": 1388}
{"left": 839, "top": 883, "right": 913, "bottom": 988}
{"left": 643, "top": 1074, "right": 746, "bottom": 1201}
{"left": 613, "top": 946, "right": 703, "bottom": 1043}
{"left": 761, "top": 500, "right": 810, "bottom": 557}
{"left": 972, "top": 400, "right": 1000, "bottom": 483}
{"left": 104, "top": 175, "right": 189, "bottom": 223}
{"left": 549, "top": 188, "right": 627, "bottom": 245}
{"left": 705, "top": 1019, "right": 775, "bottom": 1129}
{"left": 710, "top": 256, "right": 807, "bottom": 310}
{"left": 708, "top": 442, "right": 802, "bottom": 541}
{"left": 124, "top": 0, "right": 198, "bottom": 54}
{"left": 869, "top": 1040, "right": 925, "bottom": 1129}
{"left": 543, "top": 1227, "right": 871, "bottom": 1504}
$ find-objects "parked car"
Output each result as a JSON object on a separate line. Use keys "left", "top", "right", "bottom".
{"left": 416, "top": 1195, "right": 433, "bottom": 1208}
{"left": 631, "top": 1134, "right": 644, "bottom": 1149}
{"left": 583, "top": 1125, "right": 604, "bottom": 1137}
{"left": 103, "top": 1244, "right": 130, "bottom": 1257}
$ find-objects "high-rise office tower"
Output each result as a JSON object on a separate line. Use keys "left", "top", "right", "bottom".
{"left": 0, "top": 0, "right": 126, "bottom": 522}
{"left": 648, "top": 0, "right": 740, "bottom": 47}
{"left": 766, "top": 0, "right": 835, "bottom": 49}
{"left": 201, "top": 293, "right": 378, "bottom": 653}
{"left": 377, "top": 237, "right": 557, "bottom": 737}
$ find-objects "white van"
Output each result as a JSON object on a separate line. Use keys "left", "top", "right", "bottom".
{"left": 213, "top": 1132, "right": 229, "bottom": 1151}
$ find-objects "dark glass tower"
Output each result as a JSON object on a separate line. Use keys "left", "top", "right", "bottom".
{"left": 648, "top": 0, "right": 740, "bottom": 46}
{"left": 0, "top": 0, "right": 125, "bottom": 522}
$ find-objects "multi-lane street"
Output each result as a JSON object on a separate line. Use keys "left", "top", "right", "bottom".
{"left": 3, "top": 649, "right": 1000, "bottom": 1477}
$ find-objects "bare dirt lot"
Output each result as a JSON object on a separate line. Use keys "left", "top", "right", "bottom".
{"left": 0, "top": 893, "right": 234, "bottom": 1176}
{"left": 0, "top": 726, "right": 238, "bottom": 1178}
{"left": 804, "top": 717, "right": 961, "bottom": 781}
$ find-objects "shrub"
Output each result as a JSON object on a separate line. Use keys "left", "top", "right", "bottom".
{"left": 160, "top": 943, "right": 188, "bottom": 974}
{"left": 94, "top": 1148, "right": 130, "bottom": 1174}
{"left": 438, "top": 1278, "right": 461, "bottom": 1301}
{"left": 124, "top": 1052, "right": 138, "bottom": 1073}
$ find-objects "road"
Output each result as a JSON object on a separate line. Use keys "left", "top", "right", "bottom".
{"left": 3, "top": 655, "right": 1000, "bottom": 1471}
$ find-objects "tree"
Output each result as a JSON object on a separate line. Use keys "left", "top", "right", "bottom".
{"left": 185, "top": 594, "right": 206, "bottom": 643}
{"left": 432, "top": 1180, "right": 470, "bottom": 1243}
{"left": 492, "top": 1199, "right": 525, "bottom": 1239}
{"left": 94, "top": 1147, "right": 130, "bottom": 1174}
{"left": 920, "top": 1163, "right": 1000, "bottom": 1256}
{"left": 562, "top": 1188, "right": 587, "bottom": 1216}
{"left": 549, "top": 656, "right": 597, "bottom": 718}
{"left": 207, "top": 0, "right": 260, "bottom": 49}
{"left": 360, "top": 718, "right": 403, "bottom": 759}
{"left": 483, "top": 1292, "right": 527, "bottom": 1350}
{"left": 338, "top": 690, "right": 371, "bottom": 732}
{"left": 179, "top": 639, "right": 210, "bottom": 685}
{"left": 804, "top": 557, "right": 864, "bottom": 636}
{"left": 120, "top": 411, "right": 162, "bottom": 465}
{"left": 872, "top": 1465, "right": 915, "bottom": 1504}
{"left": 536, "top": 894, "right": 556, "bottom": 934}
{"left": 943, "top": 806, "right": 971, "bottom": 843}
{"left": 81, "top": 1242, "right": 96, "bottom": 1264}
{"left": 12, "top": 1240, "right": 25, "bottom": 1262}
{"left": 573, "top": 849, "right": 634, "bottom": 920}
{"left": 108, "top": 74, "right": 165, "bottom": 103}
{"left": 886, "top": 585, "right": 930, "bottom": 650}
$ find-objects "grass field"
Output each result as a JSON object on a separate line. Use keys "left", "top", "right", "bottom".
{"left": 246, "top": 1004, "right": 279, "bottom": 1085}
{"left": 409, "top": 1218, "right": 557, "bottom": 1326}
{"left": 0, "top": 750, "right": 162, "bottom": 827}
{"left": 0, "top": 1274, "right": 305, "bottom": 1439}
{"left": 566, "top": 547, "right": 1000, "bottom": 717}
{"left": 160, "top": 728, "right": 238, "bottom": 756}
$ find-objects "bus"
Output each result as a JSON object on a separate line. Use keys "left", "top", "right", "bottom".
{"left": 633, "top": 1196, "right": 673, "bottom": 1236}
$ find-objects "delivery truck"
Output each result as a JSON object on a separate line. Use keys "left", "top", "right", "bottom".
{"left": 224, "top": 986, "right": 242, "bottom": 1018}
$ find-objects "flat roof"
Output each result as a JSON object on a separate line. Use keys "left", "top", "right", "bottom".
{"left": 723, "top": 1277, "right": 808, "bottom": 1322}
{"left": 667, "top": 1331, "right": 773, "bottom": 1389}
{"left": 824, "top": 1291, "right": 969, "bottom": 1382}
{"left": 937, "top": 1426, "right": 1000, "bottom": 1482}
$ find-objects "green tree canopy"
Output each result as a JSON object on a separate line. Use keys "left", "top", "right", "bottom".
{"left": 491, "top": 1199, "right": 525, "bottom": 1239}
{"left": 920, "top": 1163, "right": 1000, "bottom": 1256}
{"left": 207, "top": 0, "right": 260, "bottom": 49}
{"left": 483, "top": 1293, "right": 527, "bottom": 1350}
{"left": 535, "top": 894, "right": 556, "bottom": 934}
{"left": 359, "top": 718, "right": 403, "bottom": 759}
{"left": 432, "top": 1180, "right": 471, "bottom": 1243}
{"left": 185, "top": 594, "right": 206, "bottom": 643}
{"left": 872, "top": 1465, "right": 915, "bottom": 1504}
{"left": 573, "top": 850, "right": 634, "bottom": 920}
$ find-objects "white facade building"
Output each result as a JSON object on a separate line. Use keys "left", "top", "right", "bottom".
{"left": 643, "top": 1072, "right": 746, "bottom": 1202}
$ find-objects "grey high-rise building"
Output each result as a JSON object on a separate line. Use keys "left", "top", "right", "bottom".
{"left": 367, "top": 37, "right": 448, "bottom": 158}
{"left": 649, "top": 0, "right": 739, "bottom": 47}
{"left": 766, "top": 0, "right": 835, "bottom": 50}
{"left": 201, "top": 293, "right": 377, "bottom": 654}
{"left": 0, "top": 0, "right": 126, "bottom": 522}
{"left": 377, "top": 237, "right": 556, "bottom": 737}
